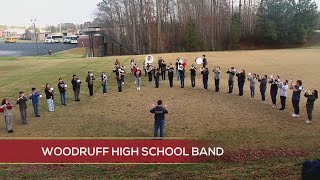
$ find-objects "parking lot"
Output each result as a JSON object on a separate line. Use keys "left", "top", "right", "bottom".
{"left": 0, "top": 42, "right": 78, "bottom": 56}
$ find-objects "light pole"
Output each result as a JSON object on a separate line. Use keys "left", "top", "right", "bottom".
{"left": 31, "top": 19, "right": 40, "bottom": 56}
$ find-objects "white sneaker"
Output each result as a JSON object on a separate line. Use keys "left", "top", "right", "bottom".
{"left": 272, "top": 105, "right": 276, "bottom": 108}
{"left": 305, "top": 120, "right": 312, "bottom": 124}
{"left": 122, "top": 82, "right": 125, "bottom": 85}
{"left": 262, "top": 101, "right": 266, "bottom": 103}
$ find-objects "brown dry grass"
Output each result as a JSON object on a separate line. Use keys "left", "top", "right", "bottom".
{"left": 0, "top": 48, "right": 320, "bottom": 178}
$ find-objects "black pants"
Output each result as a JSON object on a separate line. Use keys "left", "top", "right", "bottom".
{"left": 88, "top": 84, "right": 93, "bottom": 96}
{"left": 260, "top": 89, "right": 266, "bottom": 101}
{"left": 148, "top": 72, "right": 153, "bottom": 82}
{"left": 169, "top": 78, "right": 173, "bottom": 88}
{"left": 307, "top": 106, "right": 313, "bottom": 121}
{"left": 215, "top": 79, "right": 220, "bottom": 92}
{"left": 238, "top": 84, "right": 244, "bottom": 96}
{"left": 191, "top": 76, "right": 196, "bottom": 88}
{"left": 292, "top": 100, "right": 300, "bottom": 115}
{"left": 270, "top": 90, "right": 278, "bottom": 105}
{"left": 280, "top": 96, "right": 286, "bottom": 110}
{"left": 161, "top": 71, "right": 166, "bottom": 81}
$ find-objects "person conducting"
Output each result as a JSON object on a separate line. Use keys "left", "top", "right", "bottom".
{"left": 150, "top": 100, "right": 168, "bottom": 138}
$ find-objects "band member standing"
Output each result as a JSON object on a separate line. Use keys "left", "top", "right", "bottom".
{"left": 190, "top": 64, "right": 197, "bottom": 89}
{"left": 0, "top": 99, "right": 14, "bottom": 133}
{"left": 143, "top": 59, "right": 147, "bottom": 76}
{"left": 146, "top": 64, "right": 154, "bottom": 83}
{"left": 248, "top": 73, "right": 257, "bottom": 99}
{"left": 278, "top": 79, "right": 289, "bottom": 111}
{"left": 226, "top": 67, "right": 236, "bottom": 93}
{"left": 202, "top": 55, "right": 207, "bottom": 68}
{"left": 71, "top": 75, "right": 81, "bottom": 102}
{"left": 154, "top": 68, "right": 161, "bottom": 88}
{"left": 304, "top": 90, "right": 318, "bottom": 124}
{"left": 179, "top": 65, "right": 185, "bottom": 88}
{"left": 161, "top": 60, "right": 167, "bottom": 82}
{"left": 16, "top": 92, "right": 28, "bottom": 125}
{"left": 58, "top": 78, "right": 67, "bottom": 106}
{"left": 86, "top": 71, "right": 95, "bottom": 97}
{"left": 135, "top": 67, "right": 142, "bottom": 91}
{"left": 150, "top": 100, "right": 168, "bottom": 138}
{"left": 182, "top": 59, "right": 187, "bottom": 70}
{"left": 158, "top": 57, "right": 163, "bottom": 69}
{"left": 120, "top": 66, "right": 126, "bottom": 85}
{"left": 258, "top": 75, "right": 268, "bottom": 103}
{"left": 131, "top": 65, "right": 137, "bottom": 83}
{"left": 236, "top": 70, "right": 246, "bottom": 96}
{"left": 44, "top": 83, "right": 54, "bottom": 112}
{"left": 201, "top": 67, "right": 209, "bottom": 90}
{"left": 167, "top": 64, "right": 174, "bottom": 88}
{"left": 100, "top": 72, "right": 108, "bottom": 94}
{"left": 30, "top": 88, "right": 41, "bottom": 117}
{"left": 290, "top": 80, "right": 303, "bottom": 117}
{"left": 175, "top": 58, "right": 181, "bottom": 81}
{"left": 213, "top": 66, "right": 221, "bottom": 92}
{"left": 115, "top": 68, "right": 123, "bottom": 92}
{"left": 269, "top": 76, "right": 279, "bottom": 107}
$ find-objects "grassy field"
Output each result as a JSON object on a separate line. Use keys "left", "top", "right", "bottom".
{"left": 0, "top": 47, "right": 319, "bottom": 179}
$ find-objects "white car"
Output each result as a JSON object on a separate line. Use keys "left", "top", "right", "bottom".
{"left": 63, "top": 36, "right": 71, "bottom": 44}
{"left": 45, "top": 36, "right": 55, "bottom": 44}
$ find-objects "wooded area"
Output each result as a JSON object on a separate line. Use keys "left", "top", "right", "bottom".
{"left": 93, "top": 0, "right": 319, "bottom": 54}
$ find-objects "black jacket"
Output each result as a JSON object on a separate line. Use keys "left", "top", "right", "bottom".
{"left": 179, "top": 69, "right": 185, "bottom": 77}
{"left": 16, "top": 96, "right": 27, "bottom": 110}
{"left": 305, "top": 93, "right": 316, "bottom": 109}
{"left": 237, "top": 73, "right": 246, "bottom": 85}
{"left": 58, "top": 81, "right": 66, "bottom": 93}
{"left": 201, "top": 70, "right": 209, "bottom": 79}
{"left": 168, "top": 67, "right": 174, "bottom": 79}
{"left": 72, "top": 79, "right": 81, "bottom": 91}
{"left": 45, "top": 89, "right": 54, "bottom": 100}
{"left": 150, "top": 106, "right": 168, "bottom": 121}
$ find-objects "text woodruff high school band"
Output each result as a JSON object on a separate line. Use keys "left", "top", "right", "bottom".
{"left": 0, "top": 55, "right": 318, "bottom": 134}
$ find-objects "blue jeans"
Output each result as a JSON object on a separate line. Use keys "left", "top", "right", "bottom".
{"left": 155, "top": 77, "right": 159, "bottom": 88}
{"left": 46, "top": 98, "right": 54, "bottom": 112}
{"left": 117, "top": 80, "right": 122, "bottom": 92}
{"left": 60, "top": 93, "right": 66, "bottom": 105}
{"left": 250, "top": 86, "right": 255, "bottom": 98}
{"left": 203, "top": 78, "right": 208, "bottom": 89}
{"left": 228, "top": 80, "right": 234, "bottom": 93}
{"left": 270, "top": 90, "right": 278, "bottom": 105}
{"left": 180, "top": 76, "right": 185, "bottom": 88}
{"left": 260, "top": 89, "right": 266, "bottom": 101}
{"left": 176, "top": 70, "right": 180, "bottom": 81}
{"left": 32, "top": 102, "right": 39, "bottom": 116}
{"left": 154, "top": 119, "right": 165, "bottom": 137}
{"left": 102, "top": 84, "right": 107, "bottom": 93}
{"left": 238, "top": 84, "right": 244, "bottom": 96}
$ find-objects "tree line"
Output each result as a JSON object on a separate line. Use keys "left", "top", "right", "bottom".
{"left": 93, "top": 0, "right": 319, "bottom": 54}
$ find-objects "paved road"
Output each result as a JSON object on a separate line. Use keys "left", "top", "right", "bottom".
{"left": 0, "top": 42, "right": 77, "bottom": 57}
